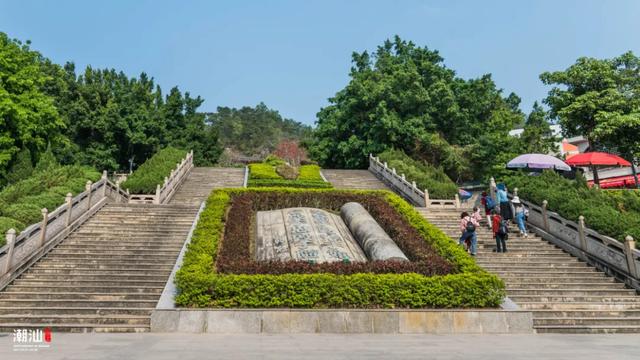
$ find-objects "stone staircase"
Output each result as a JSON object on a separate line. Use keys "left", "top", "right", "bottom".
{"left": 170, "top": 167, "right": 245, "bottom": 205}
{"left": 322, "top": 169, "right": 390, "bottom": 190}
{"left": 417, "top": 207, "right": 640, "bottom": 334}
{"left": 0, "top": 204, "right": 198, "bottom": 332}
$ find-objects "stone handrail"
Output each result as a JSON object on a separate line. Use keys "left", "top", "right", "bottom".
{"left": 129, "top": 150, "right": 193, "bottom": 204}
{"left": 0, "top": 171, "right": 125, "bottom": 290}
{"left": 368, "top": 154, "right": 460, "bottom": 209}
{"left": 490, "top": 178, "right": 640, "bottom": 290}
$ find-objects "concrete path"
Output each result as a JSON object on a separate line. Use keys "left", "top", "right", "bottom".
{"left": 1, "top": 333, "right": 637, "bottom": 360}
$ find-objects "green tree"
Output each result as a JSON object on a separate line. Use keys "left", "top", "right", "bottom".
{"left": 0, "top": 33, "right": 66, "bottom": 181}
{"left": 520, "top": 102, "right": 558, "bottom": 154}
{"left": 310, "top": 36, "right": 523, "bottom": 180}
{"left": 6, "top": 148, "right": 33, "bottom": 184}
{"left": 541, "top": 51, "right": 640, "bottom": 160}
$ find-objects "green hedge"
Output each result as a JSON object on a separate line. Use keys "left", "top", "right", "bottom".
{"left": 247, "top": 161, "right": 332, "bottom": 188}
{"left": 504, "top": 171, "right": 640, "bottom": 243}
{"left": 174, "top": 188, "right": 504, "bottom": 308}
{"left": 121, "top": 147, "right": 187, "bottom": 194}
{"left": 0, "top": 165, "right": 100, "bottom": 245}
{"left": 378, "top": 149, "right": 458, "bottom": 199}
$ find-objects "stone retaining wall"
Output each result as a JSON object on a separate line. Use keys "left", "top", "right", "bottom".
{"left": 151, "top": 309, "right": 533, "bottom": 334}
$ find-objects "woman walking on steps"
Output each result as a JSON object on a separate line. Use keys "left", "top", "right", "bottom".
{"left": 459, "top": 211, "right": 479, "bottom": 256}
{"left": 512, "top": 196, "right": 528, "bottom": 237}
{"left": 496, "top": 183, "right": 512, "bottom": 221}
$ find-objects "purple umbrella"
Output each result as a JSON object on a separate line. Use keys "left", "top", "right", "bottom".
{"left": 506, "top": 153, "right": 571, "bottom": 171}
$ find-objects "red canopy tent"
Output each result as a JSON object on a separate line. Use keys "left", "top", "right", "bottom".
{"left": 565, "top": 152, "right": 637, "bottom": 187}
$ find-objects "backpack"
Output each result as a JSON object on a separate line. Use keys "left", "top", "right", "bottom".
{"left": 465, "top": 218, "right": 476, "bottom": 233}
{"left": 498, "top": 219, "right": 509, "bottom": 236}
{"left": 485, "top": 197, "right": 496, "bottom": 210}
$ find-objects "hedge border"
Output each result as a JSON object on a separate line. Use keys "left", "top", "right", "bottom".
{"left": 174, "top": 188, "right": 504, "bottom": 308}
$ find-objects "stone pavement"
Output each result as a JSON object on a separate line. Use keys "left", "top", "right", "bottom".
{"left": 0, "top": 333, "right": 638, "bottom": 360}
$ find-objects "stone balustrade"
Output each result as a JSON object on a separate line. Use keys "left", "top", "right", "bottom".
{"left": 489, "top": 177, "right": 640, "bottom": 290}
{"left": 0, "top": 172, "right": 127, "bottom": 290}
{"left": 128, "top": 150, "right": 194, "bottom": 204}
{"left": 368, "top": 154, "right": 459, "bottom": 209}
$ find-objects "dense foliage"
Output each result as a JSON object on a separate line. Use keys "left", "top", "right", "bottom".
{"left": 378, "top": 149, "right": 457, "bottom": 199}
{"left": 248, "top": 160, "right": 331, "bottom": 188}
{"left": 541, "top": 51, "right": 640, "bottom": 161}
{"left": 0, "top": 31, "right": 221, "bottom": 186}
{"left": 210, "top": 103, "right": 312, "bottom": 157}
{"left": 218, "top": 191, "right": 453, "bottom": 275}
{"left": 0, "top": 165, "right": 100, "bottom": 244}
{"left": 504, "top": 171, "right": 640, "bottom": 242}
{"left": 174, "top": 188, "right": 504, "bottom": 308}
{"left": 121, "top": 147, "right": 187, "bottom": 194}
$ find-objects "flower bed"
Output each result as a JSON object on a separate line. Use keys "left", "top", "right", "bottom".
{"left": 247, "top": 162, "right": 331, "bottom": 188}
{"left": 174, "top": 188, "right": 504, "bottom": 308}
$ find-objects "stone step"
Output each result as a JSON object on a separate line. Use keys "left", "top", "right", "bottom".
{"left": 0, "top": 323, "right": 149, "bottom": 333}
{"left": 507, "top": 289, "right": 636, "bottom": 296}
{"left": 521, "top": 302, "right": 640, "bottom": 310}
{"left": 0, "top": 314, "right": 150, "bottom": 326}
{"left": 10, "top": 279, "right": 166, "bottom": 287}
{"left": 38, "top": 259, "right": 177, "bottom": 266}
{"left": 489, "top": 269, "right": 599, "bottom": 275}
{"left": 42, "top": 253, "right": 178, "bottom": 260}
{"left": 533, "top": 317, "right": 640, "bottom": 326}
{"left": 534, "top": 325, "right": 640, "bottom": 334}
{"left": 478, "top": 263, "right": 588, "bottom": 269}
{"left": 531, "top": 310, "right": 640, "bottom": 317}
{"left": 0, "top": 292, "right": 160, "bottom": 301}
{"left": 47, "top": 249, "right": 180, "bottom": 256}
{"left": 509, "top": 295, "right": 640, "bottom": 303}
{"left": 30, "top": 264, "right": 173, "bottom": 271}
{"left": 0, "top": 307, "right": 153, "bottom": 316}
{"left": 0, "top": 299, "right": 159, "bottom": 308}
{"left": 507, "top": 283, "right": 626, "bottom": 290}
{"left": 64, "top": 237, "right": 188, "bottom": 243}
{"left": 6, "top": 285, "right": 162, "bottom": 294}
{"left": 26, "top": 268, "right": 170, "bottom": 275}
{"left": 498, "top": 276, "right": 613, "bottom": 283}
{"left": 476, "top": 259, "right": 583, "bottom": 265}
{"left": 55, "top": 244, "right": 183, "bottom": 251}
{"left": 20, "top": 273, "right": 168, "bottom": 281}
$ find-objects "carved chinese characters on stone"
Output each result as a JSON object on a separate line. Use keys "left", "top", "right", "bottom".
{"left": 255, "top": 207, "right": 367, "bottom": 263}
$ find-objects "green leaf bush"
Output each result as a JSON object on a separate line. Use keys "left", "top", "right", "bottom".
{"left": 0, "top": 165, "right": 100, "bottom": 245}
{"left": 504, "top": 171, "right": 640, "bottom": 243}
{"left": 378, "top": 149, "right": 458, "bottom": 199}
{"left": 248, "top": 160, "right": 331, "bottom": 188}
{"left": 174, "top": 188, "right": 504, "bottom": 308}
{"left": 121, "top": 147, "right": 187, "bottom": 194}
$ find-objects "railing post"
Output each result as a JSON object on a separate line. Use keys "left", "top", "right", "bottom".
{"left": 412, "top": 181, "right": 417, "bottom": 189}
{"left": 38, "top": 208, "right": 48, "bottom": 248}
{"left": 384, "top": 162, "right": 388, "bottom": 169}
{"left": 542, "top": 200, "right": 549, "bottom": 232}
{"left": 424, "top": 189, "right": 429, "bottom": 208}
{"left": 623, "top": 236, "right": 638, "bottom": 277}
{"left": 115, "top": 181, "right": 121, "bottom": 203}
{"left": 455, "top": 194, "right": 461, "bottom": 209}
{"left": 578, "top": 215, "right": 588, "bottom": 252}
{"left": 65, "top": 193, "right": 73, "bottom": 226}
{"left": 154, "top": 184, "right": 161, "bottom": 205}
{"left": 401, "top": 174, "right": 406, "bottom": 181}
{"left": 85, "top": 181, "right": 93, "bottom": 211}
{"left": 513, "top": 187, "right": 518, "bottom": 197}
{"left": 101, "top": 171, "right": 108, "bottom": 197}
{"left": 392, "top": 168, "right": 396, "bottom": 175}
{"left": 3, "top": 229, "right": 17, "bottom": 275}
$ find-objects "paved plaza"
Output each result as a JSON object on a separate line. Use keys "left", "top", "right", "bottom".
{"left": 0, "top": 333, "right": 638, "bottom": 360}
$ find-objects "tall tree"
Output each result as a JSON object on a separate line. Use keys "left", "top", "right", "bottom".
{"left": 541, "top": 51, "right": 640, "bottom": 160}
{"left": 520, "top": 102, "right": 558, "bottom": 154}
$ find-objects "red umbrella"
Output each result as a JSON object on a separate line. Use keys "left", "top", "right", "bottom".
{"left": 565, "top": 152, "right": 633, "bottom": 186}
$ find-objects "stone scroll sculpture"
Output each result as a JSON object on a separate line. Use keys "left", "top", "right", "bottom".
{"left": 340, "top": 202, "right": 409, "bottom": 262}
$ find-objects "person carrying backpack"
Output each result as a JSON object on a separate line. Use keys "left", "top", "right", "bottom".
{"left": 481, "top": 191, "right": 495, "bottom": 229}
{"left": 512, "top": 196, "right": 528, "bottom": 237}
{"left": 491, "top": 209, "right": 508, "bottom": 252}
{"left": 459, "top": 211, "right": 479, "bottom": 256}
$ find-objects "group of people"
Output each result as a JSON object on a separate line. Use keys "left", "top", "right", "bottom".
{"left": 458, "top": 182, "right": 528, "bottom": 255}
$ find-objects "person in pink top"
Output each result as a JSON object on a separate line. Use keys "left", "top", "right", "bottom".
{"left": 459, "top": 211, "right": 479, "bottom": 256}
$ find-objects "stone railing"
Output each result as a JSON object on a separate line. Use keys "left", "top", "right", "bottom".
{"left": 128, "top": 150, "right": 193, "bottom": 204}
{"left": 368, "top": 154, "right": 460, "bottom": 209}
{"left": 0, "top": 172, "right": 126, "bottom": 290}
{"left": 490, "top": 178, "right": 640, "bottom": 290}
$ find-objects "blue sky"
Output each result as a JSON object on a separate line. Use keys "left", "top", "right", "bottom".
{"left": 1, "top": 0, "right": 639, "bottom": 125}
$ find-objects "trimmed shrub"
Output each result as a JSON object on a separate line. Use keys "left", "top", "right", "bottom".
{"left": 378, "top": 149, "right": 458, "bottom": 199}
{"left": 174, "top": 188, "right": 504, "bottom": 308}
{"left": 6, "top": 148, "right": 34, "bottom": 185}
{"left": 504, "top": 171, "right": 640, "bottom": 243}
{"left": 248, "top": 163, "right": 281, "bottom": 180}
{"left": 298, "top": 165, "right": 324, "bottom": 181}
{"left": 247, "top": 179, "right": 332, "bottom": 189}
{"left": 0, "top": 165, "right": 100, "bottom": 236}
{"left": 275, "top": 164, "right": 299, "bottom": 180}
{"left": 121, "top": 147, "right": 187, "bottom": 194}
